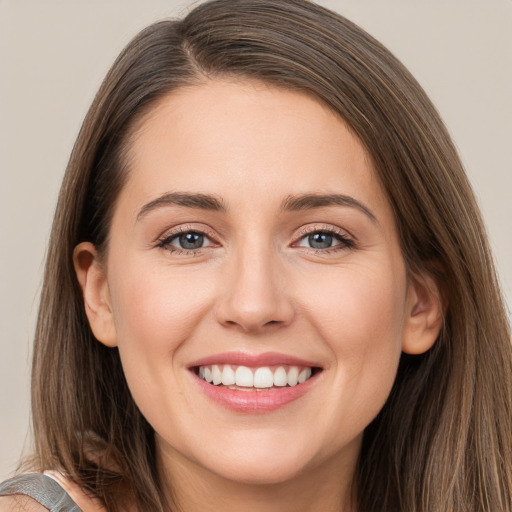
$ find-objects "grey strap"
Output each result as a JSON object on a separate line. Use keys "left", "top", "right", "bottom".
{"left": 0, "top": 474, "right": 82, "bottom": 511}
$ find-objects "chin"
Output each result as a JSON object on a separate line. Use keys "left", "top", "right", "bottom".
{"left": 193, "top": 437, "right": 324, "bottom": 487}
{"left": 210, "top": 457, "right": 309, "bottom": 486}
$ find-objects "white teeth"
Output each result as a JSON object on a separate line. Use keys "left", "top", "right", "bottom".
{"left": 198, "top": 364, "right": 315, "bottom": 388}
{"left": 254, "top": 367, "right": 274, "bottom": 388}
{"left": 235, "top": 366, "right": 254, "bottom": 387}
{"left": 298, "top": 368, "right": 312, "bottom": 384}
{"left": 212, "top": 365, "right": 223, "bottom": 385}
{"left": 221, "top": 365, "right": 236, "bottom": 386}
{"left": 273, "top": 366, "right": 288, "bottom": 387}
{"left": 287, "top": 366, "right": 299, "bottom": 386}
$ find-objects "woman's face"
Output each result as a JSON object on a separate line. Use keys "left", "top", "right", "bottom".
{"left": 81, "top": 79, "right": 432, "bottom": 486}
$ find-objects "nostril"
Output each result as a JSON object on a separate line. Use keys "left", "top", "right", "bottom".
{"left": 221, "top": 317, "right": 286, "bottom": 334}
{"left": 214, "top": 272, "right": 295, "bottom": 332}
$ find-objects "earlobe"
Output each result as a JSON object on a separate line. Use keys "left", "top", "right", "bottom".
{"left": 402, "top": 273, "right": 444, "bottom": 355}
{"left": 73, "top": 242, "right": 118, "bottom": 347}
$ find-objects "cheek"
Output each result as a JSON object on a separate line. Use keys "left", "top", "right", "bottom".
{"left": 106, "top": 262, "right": 219, "bottom": 431}
{"left": 108, "top": 261, "right": 213, "bottom": 378}
{"left": 302, "top": 259, "right": 406, "bottom": 342}
{"left": 298, "top": 260, "right": 406, "bottom": 422}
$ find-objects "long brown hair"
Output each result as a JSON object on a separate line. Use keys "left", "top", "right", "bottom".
{"left": 29, "top": 1, "right": 511, "bottom": 510}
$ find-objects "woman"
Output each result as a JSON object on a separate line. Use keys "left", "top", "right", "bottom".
{"left": 1, "top": 0, "right": 510, "bottom": 510}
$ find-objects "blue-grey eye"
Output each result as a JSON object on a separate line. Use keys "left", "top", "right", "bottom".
{"left": 308, "top": 232, "right": 334, "bottom": 249}
{"left": 295, "top": 229, "right": 354, "bottom": 251}
{"left": 158, "top": 229, "right": 216, "bottom": 252}
{"left": 177, "top": 232, "right": 205, "bottom": 250}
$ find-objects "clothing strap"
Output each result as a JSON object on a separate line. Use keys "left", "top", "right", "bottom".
{"left": 0, "top": 473, "right": 82, "bottom": 511}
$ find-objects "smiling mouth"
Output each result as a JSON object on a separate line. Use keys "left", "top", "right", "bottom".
{"left": 194, "top": 364, "right": 321, "bottom": 391}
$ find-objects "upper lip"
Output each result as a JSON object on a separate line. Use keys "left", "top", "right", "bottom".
{"left": 188, "top": 351, "right": 321, "bottom": 369}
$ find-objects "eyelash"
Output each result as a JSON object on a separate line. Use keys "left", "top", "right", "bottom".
{"left": 156, "top": 225, "right": 218, "bottom": 256}
{"left": 293, "top": 225, "right": 356, "bottom": 253}
{"left": 156, "top": 225, "right": 355, "bottom": 255}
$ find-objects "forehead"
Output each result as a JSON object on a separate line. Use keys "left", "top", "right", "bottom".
{"left": 119, "top": 78, "right": 389, "bottom": 222}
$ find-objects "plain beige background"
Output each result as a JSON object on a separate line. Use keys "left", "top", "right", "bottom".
{"left": 0, "top": 0, "right": 511, "bottom": 481}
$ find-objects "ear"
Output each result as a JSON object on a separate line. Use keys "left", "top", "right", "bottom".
{"left": 73, "top": 242, "right": 117, "bottom": 347}
{"left": 402, "top": 272, "right": 444, "bottom": 355}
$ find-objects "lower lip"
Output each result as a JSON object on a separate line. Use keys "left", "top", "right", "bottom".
{"left": 192, "top": 371, "right": 320, "bottom": 413}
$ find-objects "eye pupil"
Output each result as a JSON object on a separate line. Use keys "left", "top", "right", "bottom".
{"left": 179, "top": 232, "right": 204, "bottom": 249}
{"left": 309, "top": 232, "right": 333, "bottom": 249}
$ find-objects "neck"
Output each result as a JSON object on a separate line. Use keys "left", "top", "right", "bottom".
{"left": 156, "top": 437, "right": 360, "bottom": 512}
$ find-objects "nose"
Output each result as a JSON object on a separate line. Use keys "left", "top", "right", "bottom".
{"left": 214, "top": 244, "right": 295, "bottom": 334}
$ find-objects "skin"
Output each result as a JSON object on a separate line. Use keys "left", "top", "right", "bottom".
{"left": 74, "top": 79, "right": 442, "bottom": 512}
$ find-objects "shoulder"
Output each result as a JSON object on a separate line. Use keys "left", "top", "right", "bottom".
{"left": 44, "top": 471, "right": 106, "bottom": 512}
{"left": 0, "top": 495, "right": 48, "bottom": 512}
{"left": 0, "top": 472, "right": 108, "bottom": 512}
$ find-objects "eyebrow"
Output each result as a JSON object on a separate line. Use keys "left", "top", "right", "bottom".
{"left": 137, "top": 192, "right": 226, "bottom": 221}
{"left": 281, "top": 193, "right": 377, "bottom": 223}
{"left": 137, "top": 191, "right": 377, "bottom": 223}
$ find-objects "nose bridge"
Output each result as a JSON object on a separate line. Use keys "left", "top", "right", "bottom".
{"left": 216, "top": 233, "right": 294, "bottom": 333}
